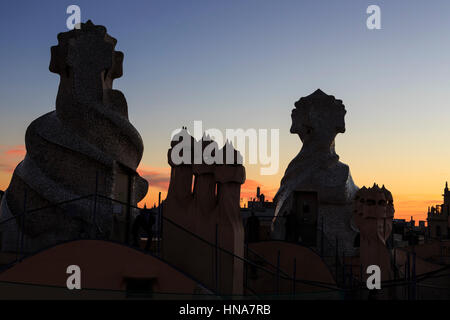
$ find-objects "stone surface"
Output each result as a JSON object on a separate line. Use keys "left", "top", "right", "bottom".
{"left": 163, "top": 130, "right": 245, "bottom": 295}
{"left": 271, "top": 89, "right": 359, "bottom": 255}
{"left": 0, "top": 21, "right": 148, "bottom": 252}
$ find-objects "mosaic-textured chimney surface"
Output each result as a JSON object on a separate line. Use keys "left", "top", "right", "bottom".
{"left": 271, "top": 89, "right": 359, "bottom": 255}
{"left": 0, "top": 21, "right": 148, "bottom": 251}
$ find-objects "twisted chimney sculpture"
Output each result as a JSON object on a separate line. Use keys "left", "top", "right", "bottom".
{"left": 0, "top": 21, "right": 148, "bottom": 252}
{"left": 163, "top": 129, "right": 246, "bottom": 295}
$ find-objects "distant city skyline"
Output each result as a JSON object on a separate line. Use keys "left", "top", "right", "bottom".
{"left": 1, "top": 0, "right": 450, "bottom": 222}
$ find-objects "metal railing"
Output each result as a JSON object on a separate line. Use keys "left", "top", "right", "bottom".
{"left": 2, "top": 187, "right": 450, "bottom": 299}
{"left": 0, "top": 189, "right": 344, "bottom": 299}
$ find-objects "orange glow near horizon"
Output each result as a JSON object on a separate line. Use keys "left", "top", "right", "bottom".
{"left": 0, "top": 144, "right": 445, "bottom": 224}
{"left": 136, "top": 165, "right": 444, "bottom": 225}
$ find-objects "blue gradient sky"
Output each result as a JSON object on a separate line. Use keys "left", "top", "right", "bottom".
{"left": 1, "top": 0, "right": 450, "bottom": 219}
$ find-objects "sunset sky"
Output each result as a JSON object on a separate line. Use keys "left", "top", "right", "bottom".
{"left": 1, "top": 0, "right": 450, "bottom": 222}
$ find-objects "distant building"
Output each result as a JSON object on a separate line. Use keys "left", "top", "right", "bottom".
{"left": 419, "top": 220, "right": 426, "bottom": 230}
{"left": 407, "top": 216, "right": 415, "bottom": 228}
{"left": 427, "top": 182, "right": 450, "bottom": 239}
{"left": 392, "top": 216, "right": 427, "bottom": 247}
{"left": 241, "top": 187, "right": 275, "bottom": 241}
